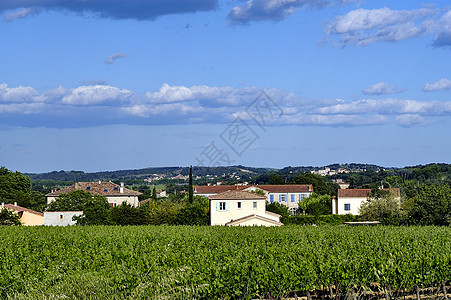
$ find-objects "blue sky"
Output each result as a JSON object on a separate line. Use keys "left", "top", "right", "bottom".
{"left": 1, "top": 0, "right": 451, "bottom": 173}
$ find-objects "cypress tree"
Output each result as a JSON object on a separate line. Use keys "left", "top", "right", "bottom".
{"left": 188, "top": 166, "right": 193, "bottom": 204}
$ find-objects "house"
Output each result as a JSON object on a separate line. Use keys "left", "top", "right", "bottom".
{"left": 209, "top": 190, "right": 283, "bottom": 227}
{"left": 46, "top": 181, "right": 142, "bottom": 207}
{"left": 333, "top": 188, "right": 401, "bottom": 215}
{"left": 44, "top": 211, "right": 83, "bottom": 226}
{"left": 195, "top": 184, "right": 313, "bottom": 214}
{"left": 2, "top": 202, "right": 44, "bottom": 226}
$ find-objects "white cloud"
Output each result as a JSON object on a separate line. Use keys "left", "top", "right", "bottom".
{"left": 123, "top": 103, "right": 204, "bottom": 117}
{"left": 145, "top": 83, "right": 262, "bottom": 106}
{"left": 423, "top": 78, "right": 451, "bottom": 92}
{"left": 395, "top": 114, "right": 425, "bottom": 127}
{"left": 1, "top": 82, "right": 450, "bottom": 128}
{"left": 362, "top": 82, "right": 404, "bottom": 95}
{"left": 228, "top": 0, "right": 359, "bottom": 25}
{"left": 315, "top": 98, "right": 451, "bottom": 116}
{"left": 0, "top": 83, "right": 39, "bottom": 103}
{"left": 325, "top": 7, "right": 437, "bottom": 46}
{"left": 62, "top": 85, "right": 134, "bottom": 105}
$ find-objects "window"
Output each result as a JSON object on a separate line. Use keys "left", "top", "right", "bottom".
{"left": 110, "top": 203, "right": 117, "bottom": 207}
{"left": 253, "top": 202, "right": 257, "bottom": 209}
{"left": 300, "top": 194, "right": 306, "bottom": 200}
{"left": 219, "top": 202, "right": 226, "bottom": 211}
{"left": 280, "top": 195, "right": 286, "bottom": 202}
{"left": 270, "top": 194, "right": 274, "bottom": 202}
{"left": 237, "top": 202, "right": 241, "bottom": 209}
{"left": 114, "top": 187, "right": 119, "bottom": 191}
{"left": 104, "top": 189, "right": 108, "bottom": 192}
{"left": 86, "top": 186, "right": 91, "bottom": 190}
{"left": 59, "top": 215, "right": 63, "bottom": 219}
{"left": 291, "top": 194, "right": 295, "bottom": 202}
{"left": 344, "top": 203, "right": 351, "bottom": 211}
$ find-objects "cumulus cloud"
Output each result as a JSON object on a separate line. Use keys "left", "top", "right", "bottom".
{"left": 362, "top": 82, "right": 405, "bottom": 95}
{"left": 433, "top": 9, "right": 451, "bottom": 48}
{"left": 0, "top": 83, "right": 39, "bottom": 103}
{"left": 0, "top": 0, "right": 218, "bottom": 21}
{"left": 395, "top": 114, "right": 425, "bottom": 127}
{"left": 1, "top": 82, "right": 451, "bottom": 128}
{"left": 104, "top": 53, "right": 130, "bottom": 65}
{"left": 315, "top": 98, "right": 451, "bottom": 116}
{"left": 145, "top": 83, "right": 264, "bottom": 107}
{"left": 62, "top": 85, "right": 134, "bottom": 105}
{"left": 228, "top": 0, "right": 358, "bottom": 25}
{"left": 423, "top": 78, "right": 451, "bottom": 92}
{"left": 325, "top": 7, "right": 437, "bottom": 46}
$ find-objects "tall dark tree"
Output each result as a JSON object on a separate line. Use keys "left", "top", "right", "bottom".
{"left": 188, "top": 165, "right": 193, "bottom": 204}
{"left": 152, "top": 186, "right": 157, "bottom": 201}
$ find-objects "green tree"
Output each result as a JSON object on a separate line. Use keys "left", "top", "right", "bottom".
{"left": 0, "top": 166, "right": 33, "bottom": 204}
{"left": 188, "top": 165, "right": 194, "bottom": 204}
{"left": 72, "top": 195, "right": 112, "bottom": 225}
{"left": 47, "top": 190, "right": 95, "bottom": 211}
{"left": 0, "top": 207, "right": 21, "bottom": 226}
{"left": 359, "top": 189, "right": 404, "bottom": 225}
{"left": 266, "top": 201, "right": 290, "bottom": 223}
{"left": 175, "top": 202, "right": 209, "bottom": 225}
{"left": 269, "top": 174, "right": 284, "bottom": 185}
{"left": 249, "top": 189, "right": 266, "bottom": 196}
{"left": 152, "top": 186, "right": 157, "bottom": 201}
{"left": 145, "top": 200, "right": 181, "bottom": 225}
{"left": 298, "top": 193, "right": 331, "bottom": 216}
{"left": 291, "top": 173, "right": 333, "bottom": 195}
{"left": 109, "top": 203, "right": 149, "bottom": 225}
{"left": 408, "top": 184, "right": 451, "bottom": 226}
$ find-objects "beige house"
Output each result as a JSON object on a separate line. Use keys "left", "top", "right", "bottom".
{"left": 333, "top": 188, "right": 400, "bottom": 215}
{"left": 2, "top": 203, "right": 44, "bottom": 226}
{"left": 46, "top": 181, "right": 142, "bottom": 207}
{"left": 195, "top": 184, "right": 313, "bottom": 214}
{"left": 209, "top": 190, "right": 283, "bottom": 227}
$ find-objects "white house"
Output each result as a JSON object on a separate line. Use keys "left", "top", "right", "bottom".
{"left": 209, "top": 190, "right": 283, "bottom": 227}
{"left": 44, "top": 211, "right": 83, "bottom": 226}
{"left": 46, "top": 181, "right": 142, "bottom": 207}
{"left": 195, "top": 184, "right": 313, "bottom": 214}
{"left": 333, "top": 188, "right": 401, "bottom": 215}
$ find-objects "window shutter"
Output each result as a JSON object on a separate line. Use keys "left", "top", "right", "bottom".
{"left": 216, "top": 202, "right": 219, "bottom": 211}
{"left": 226, "top": 202, "right": 229, "bottom": 211}
{"left": 279, "top": 195, "right": 281, "bottom": 202}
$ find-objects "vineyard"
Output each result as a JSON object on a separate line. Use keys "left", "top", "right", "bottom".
{"left": 0, "top": 226, "right": 449, "bottom": 299}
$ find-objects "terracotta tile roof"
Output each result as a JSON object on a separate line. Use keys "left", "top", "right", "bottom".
{"left": 251, "top": 185, "right": 313, "bottom": 193}
{"left": 225, "top": 214, "right": 283, "bottom": 226}
{"left": 208, "top": 190, "right": 267, "bottom": 200}
{"left": 338, "top": 188, "right": 400, "bottom": 198}
{"left": 45, "top": 181, "right": 142, "bottom": 197}
{"left": 194, "top": 185, "right": 247, "bottom": 194}
{"left": 3, "top": 204, "right": 44, "bottom": 217}
{"left": 195, "top": 184, "right": 313, "bottom": 194}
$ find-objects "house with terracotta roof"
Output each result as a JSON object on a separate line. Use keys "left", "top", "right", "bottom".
{"left": 1, "top": 203, "right": 44, "bottom": 226}
{"left": 209, "top": 190, "right": 283, "bottom": 227}
{"left": 333, "top": 188, "right": 401, "bottom": 215}
{"left": 46, "top": 181, "right": 142, "bottom": 208}
{"left": 195, "top": 184, "right": 313, "bottom": 214}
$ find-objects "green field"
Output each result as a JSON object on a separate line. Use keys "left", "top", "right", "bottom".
{"left": 0, "top": 226, "right": 450, "bottom": 299}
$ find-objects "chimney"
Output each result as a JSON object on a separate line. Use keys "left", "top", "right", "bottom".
{"left": 99, "top": 180, "right": 102, "bottom": 184}
{"left": 120, "top": 182, "right": 124, "bottom": 194}
{"left": 1, "top": 202, "right": 4, "bottom": 207}
{"left": 14, "top": 202, "right": 17, "bottom": 206}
